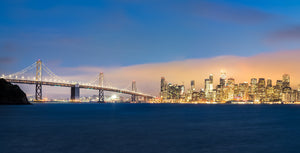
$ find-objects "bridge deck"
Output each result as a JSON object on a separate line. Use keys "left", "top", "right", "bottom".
{"left": 5, "top": 79, "right": 154, "bottom": 98}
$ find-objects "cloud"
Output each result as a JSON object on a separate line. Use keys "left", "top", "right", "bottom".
{"left": 38, "top": 50, "right": 300, "bottom": 98}
{"left": 0, "top": 57, "right": 16, "bottom": 64}
{"left": 171, "top": 1, "right": 275, "bottom": 24}
{"left": 1, "top": 42, "right": 17, "bottom": 52}
{"left": 268, "top": 25, "right": 300, "bottom": 41}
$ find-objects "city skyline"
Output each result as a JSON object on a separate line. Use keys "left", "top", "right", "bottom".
{"left": 161, "top": 72, "right": 298, "bottom": 103}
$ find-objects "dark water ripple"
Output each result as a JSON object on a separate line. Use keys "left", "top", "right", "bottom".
{"left": 1, "top": 103, "right": 300, "bottom": 153}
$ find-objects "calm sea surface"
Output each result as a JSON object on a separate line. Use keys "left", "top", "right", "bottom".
{"left": 1, "top": 103, "right": 300, "bottom": 153}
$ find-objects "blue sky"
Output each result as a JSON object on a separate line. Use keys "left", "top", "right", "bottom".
{"left": 1, "top": 0, "right": 300, "bottom": 73}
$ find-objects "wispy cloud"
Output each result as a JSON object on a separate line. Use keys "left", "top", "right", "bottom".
{"left": 0, "top": 57, "right": 16, "bottom": 64}
{"left": 268, "top": 25, "right": 300, "bottom": 42}
{"left": 170, "top": 0, "right": 275, "bottom": 24}
{"left": 1, "top": 42, "right": 17, "bottom": 53}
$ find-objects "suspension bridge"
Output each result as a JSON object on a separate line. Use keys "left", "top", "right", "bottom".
{"left": 1, "top": 60, "right": 155, "bottom": 102}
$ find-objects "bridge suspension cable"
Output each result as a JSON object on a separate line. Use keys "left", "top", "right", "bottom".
{"left": 41, "top": 63, "right": 64, "bottom": 81}
{"left": 6, "top": 62, "right": 36, "bottom": 78}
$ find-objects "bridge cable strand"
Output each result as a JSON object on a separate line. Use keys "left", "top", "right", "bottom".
{"left": 41, "top": 63, "right": 65, "bottom": 81}
{"left": 122, "top": 83, "right": 132, "bottom": 91}
{"left": 88, "top": 73, "right": 100, "bottom": 85}
{"left": 7, "top": 62, "right": 36, "bottom": 77}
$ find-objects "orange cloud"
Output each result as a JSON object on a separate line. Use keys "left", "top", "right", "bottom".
{"left": 49, "top": 50, "right": 299, "bottom": 97}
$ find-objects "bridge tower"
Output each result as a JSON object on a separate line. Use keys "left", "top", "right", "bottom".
{"left": 71, "top": 83, "right": 80, "bottom": 101}
{"left": 131, "top": 80, "right": 137, "bottom": 102}
{"left": 35, "top": 59, "right": 42, "bottom": 101}
{"left": 98, "top": 72, "right": 104, "bottom": 103}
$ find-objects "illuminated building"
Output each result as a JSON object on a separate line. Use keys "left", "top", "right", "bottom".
{"left": 220, "top": 72, "right": 226, "bottom": 87}
{"left": 167, "top": 83, "right": 183, "bottom": 100}
{"left": 160, "top": 73, "right": 299, "bottom": 103}
{"left": 226, "top": 78, "right": 235, "bottom": 101}
{"left": 291, "top": 90, "right": 298, "bottom": 102}
{"left": 282, "top": 74, "right": 290, "bottom": 88}
{"left": 204, "top": 79, "right": 210, "bottom": 98}
{"left": 249, "top": 78, "right": 258, "bottom": 101}
{"left": 216, "top": 85, "right": 222, "bottom": 102}
{"left": 266, "top": 79, "right": 274, "bottom": 102}
{"left": 233, "top": 84, "right": 239, "bottom": 98}
{"left": 204, "top": 74, "right": 214, "bottom": 101}
{"left": 267, "top": 79, "right": 272, "bottom": 87}
{"left": 160, "top": 77, "right": 184, "bottom": 102}
{"left": 191, "top": 80, "right": 195, "bottom": 91}
{"left": 160, "top": 77, "right": 168, "bottom": 100}
{"left": 276, "top": 80, "right": 283, "bottom": 88}
{"left": 257, "top": 78, "right": 266, "bottom": 102}
{"left": 191, "top": 91, "right": 200, "bottom": 101}
{"left": 238, "top": 82, "right": 249, "bottom": 100}
{"left": 199, "top": 89, "right": 206, "bottom": 100}
{"left": 298, "top": 85, "right": 300, "bottom": 102}
{"left": 209, "top": 74, "right": 213, "bottom": 85}
{"left": 273, "top": 80, "right": 283, "bottom": 101}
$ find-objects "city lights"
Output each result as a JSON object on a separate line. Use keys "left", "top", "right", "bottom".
{"left": 160, "top": 73, "right": 299, "bottom": 104}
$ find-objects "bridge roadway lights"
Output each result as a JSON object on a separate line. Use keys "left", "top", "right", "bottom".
{"left": 71, "top": 84, "right": 80, "bottom": 102}
{"left": 98, "top": 89, "right": 104, "bottom": 103}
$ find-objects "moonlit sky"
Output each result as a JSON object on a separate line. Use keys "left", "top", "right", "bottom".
{"left": 1, "top": 0, "right": 300, "bottom": 97}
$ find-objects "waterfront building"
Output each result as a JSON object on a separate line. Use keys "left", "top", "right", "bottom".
{"left": 199, "top": 90, "right": 206, "bottom": 100}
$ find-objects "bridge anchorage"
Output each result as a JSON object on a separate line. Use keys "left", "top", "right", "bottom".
{"left": 1, "top": 60, "right": 155, "bottom": 103}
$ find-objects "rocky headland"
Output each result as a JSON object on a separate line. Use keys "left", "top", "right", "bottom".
{"left": 0, "top": 78, "right": 31, "bottom": 105}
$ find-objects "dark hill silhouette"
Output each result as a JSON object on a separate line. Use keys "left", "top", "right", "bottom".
{"left": 0, "top": 79, "right": 30, "bottom": 105}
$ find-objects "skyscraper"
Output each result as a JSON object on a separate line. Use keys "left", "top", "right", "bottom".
{"left": 191, "top": 80, "right": 195, "bottom": 91}
{"left": 267, "top": 79, "right": 272, "bottom": 87}
{"left": 227, "top": 78, "right": 235, "bottom": 101}
{"left": 258, "top": 78, "right": 265, "bottom": 89}
{"left": 249, "top": 78, "right": 258, "bottom": 101}
{"left": 209, "top": 74, "right": 213, "bottom": 92}
{"left": 238, "top": 82, "right": 249, "bottom": 100}
{"left": 220, "top": 72, "right": 226, "bottom": 87}
{"left": 204, "top": 79, "right": 210, "bottom": 98}
{"left": 160, "top": 77, "right": 168, "bottom": 99}
{"left": 283, "top": 74, "right": 290, "bottom": 88}
{"left": 266, "top": 79, "right": 274, "bottom": 102}
{"left": 257, "top": 78, "right": 266, "bottom": 102}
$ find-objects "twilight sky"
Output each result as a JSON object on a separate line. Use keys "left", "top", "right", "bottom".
{"left": 1, "top": 0, "right": 300, "bottom": 97}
